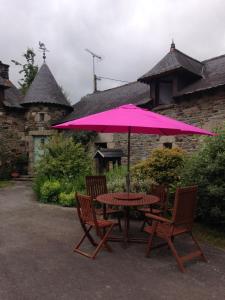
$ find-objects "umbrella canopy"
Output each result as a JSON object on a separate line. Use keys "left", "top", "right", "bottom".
{"left": 53, "top": 104, "right": 215, "bottom": 192}
{"left": 54, "top": 104, "right": 214, "bottom": 136}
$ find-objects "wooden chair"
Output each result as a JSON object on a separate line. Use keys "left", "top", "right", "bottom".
{"left": 138, "top": 184, "right": 168, "bottom": 231}
{"left": 144, "top": 186, "right": 207, "bottom": 272}
{"left": 86, "top": 176, "right": 122, "bottom": 231}
{"left": 74, "top": 193, "right": 117, "bottom": 259}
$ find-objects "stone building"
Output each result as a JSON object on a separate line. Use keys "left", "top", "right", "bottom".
{"left": 66, "top": 42, "right": 225, "bottom": 164}
{"left": 1, "top": 42, "right": 225, "bottom": 175}
{"left": 0, "top": 61, "right": 72, "bottom": 175}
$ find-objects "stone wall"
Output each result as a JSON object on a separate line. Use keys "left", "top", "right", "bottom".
{"left": 24, "top": 104, "right": 70, "bottom": 132}
{"left": 113, "top": 87, "right": 225, "bottom": 165}
{"left": 0, "top": 102, "right": 70, "bottom": 175}
{"left": 0, "top": 107, "right": 27, "bottom": 175}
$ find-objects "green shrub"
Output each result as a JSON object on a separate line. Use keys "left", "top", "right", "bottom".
{"left": 105, "top": 166, "right": 154, "bottom": 193}
{"left": 40, "top": 180, "right": 61, "bottom": 203}
{"left": 105, "top": 166, "right": 127, "bottom": 192}
{"left": 180, "top": 127, "right": 225, "bottom": 228}
{"left": 132, "top": 147, "right": 185, "bottom": 187}
{"left": 58, "top": 192, "right": 75, "bottom": 207}
{"left": 35, "top": 133, "right": 91, "bottom": 179}
{"left": 130, "top": 178, "right": 155, "bottom": 193}
{"left": 34, "top": 133, "right": 92, "bottom": 205}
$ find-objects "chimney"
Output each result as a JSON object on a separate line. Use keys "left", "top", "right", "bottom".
{"left": 0, "top": 61, "right": 9, "bottom": 79}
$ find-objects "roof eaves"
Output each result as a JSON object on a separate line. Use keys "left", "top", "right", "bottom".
{"left": 174, "top": 81, "right": 225, "bottom": 98}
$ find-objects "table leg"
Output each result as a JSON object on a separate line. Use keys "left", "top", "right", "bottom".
{"left": 103, "top": 204, "right": 107, "bottom": 220}
{"left": 123, "top": 207, "right": 130, "bottom": 247}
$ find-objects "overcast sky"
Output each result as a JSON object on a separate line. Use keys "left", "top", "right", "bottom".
{"left": 1, "top": 0, "right": 225, "bottom": 104}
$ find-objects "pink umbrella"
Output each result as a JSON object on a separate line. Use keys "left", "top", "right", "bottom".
{"left": 53, "top": 104, "right": 215, "bottom": 191}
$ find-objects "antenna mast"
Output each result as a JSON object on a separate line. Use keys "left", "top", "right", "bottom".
{"left": 85, "top": 49, "right": 102, "bottom": 92}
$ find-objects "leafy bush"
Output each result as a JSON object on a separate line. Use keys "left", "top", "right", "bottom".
{"left": 58, "top": 192, "right": 75, "bottom": 207}
{"left": 35, "top": 133, "right": 91, "bottom": 179}
{"left": 180, "top": 128, "right": 225, "bottom": 228}
{"left": 132, "top": 147, "right": 185, "bottom": 187}
{"left": 105, "top": 166, "right": 154, "bottom": 194}
{"left": 34, "top": 133, "right": 92, "bottom": 205}
{"left": 40, "top": 180, "right": 61, "bottom": 203}
{"left": 106, "top": 166, "right": 127, "bottom": 192}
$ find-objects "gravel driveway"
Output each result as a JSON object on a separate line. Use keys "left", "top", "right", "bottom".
{"left": 0, "top": 182, "right": 224, "bottom": 300}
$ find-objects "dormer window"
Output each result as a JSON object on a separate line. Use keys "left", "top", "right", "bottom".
{"left": 39, "top": 113, "right": 45, "bottom": 122}
{"left": 156, "top": 80, "right": 173, "bottom": 106}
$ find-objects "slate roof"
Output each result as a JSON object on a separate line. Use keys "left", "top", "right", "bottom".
{"left": 61, "top": 81, "right": 150, "bottom": 122}
{"left": 139, "top": 47, "right": 203, "bottom": 82}
{"left": 94, "top": 148, "right": 124, "bottom": 159}
{"left": 175, "top": 54, "right": 225, "bottom": 97}
{"left": 21, "top": 63, "right": 71, "bottom": 107}
{"left": 4, "top": 81, "right": 24, "bottom": 108}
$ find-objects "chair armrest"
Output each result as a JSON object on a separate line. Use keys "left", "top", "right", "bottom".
{"left": 145, "top": 213, "right": 173, "bottom": 224}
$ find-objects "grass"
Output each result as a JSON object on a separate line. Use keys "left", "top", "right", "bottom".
{"left": 0, "top": 180, "right": 13, "bottom": 188}
{"left": 193, "top": 223, "right": 225, "bottom": 250}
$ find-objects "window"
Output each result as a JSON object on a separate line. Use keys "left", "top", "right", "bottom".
{"left": 163, "top": 142, "right": 172, "bottom": 149}
{"left": 39, "top": 113, "right": 45, "bottom": 122}
{"left": 95, "top": 142, "right": 107, "bottom": 149}
{"left": 154, "top": 78, "right": 173, "bottom": 106}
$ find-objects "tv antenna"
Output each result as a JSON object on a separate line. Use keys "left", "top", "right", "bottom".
{"left": 85, "top": 49, "right": 102, "bottom": 92}
{"left": 39, "top": 41, "right": 50, "bottom": 63}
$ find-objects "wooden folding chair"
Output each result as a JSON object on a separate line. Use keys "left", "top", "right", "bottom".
{"left": 138, "top": 184, "right": 168, "bottom": 231}
{"left": 144, "top": 186, "right": 207, "bottom": 272}
{"left": 74, "top": 193, "right": 117, "bottom": 259}
{"left": 86, "top": 176, "right": 122, "bottom": 231}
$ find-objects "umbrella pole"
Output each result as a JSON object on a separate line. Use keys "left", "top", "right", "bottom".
{"left": 126, "top": 128, "right": 131, "bottom": 193}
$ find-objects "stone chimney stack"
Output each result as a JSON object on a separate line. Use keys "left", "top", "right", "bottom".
{"left": 0, "top": 61, "right": 9, "bottom": 79}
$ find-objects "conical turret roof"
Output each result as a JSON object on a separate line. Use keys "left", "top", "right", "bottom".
{"left": 21, "top": 63, "right": 71, "bottom": 107}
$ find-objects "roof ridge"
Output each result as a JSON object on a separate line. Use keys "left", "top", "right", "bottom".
{"left": 202, "top": 53, "right": 225, "bottom": 63}
{"left": 81, "top": 81, "right": 143, "bottom": 99}
{"left": 174, "top": 49, "right": 203, "bottom": 65}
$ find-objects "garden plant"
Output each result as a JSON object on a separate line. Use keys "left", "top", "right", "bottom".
{"left": 33, "top": 133, "right": 92, "bottom": 206}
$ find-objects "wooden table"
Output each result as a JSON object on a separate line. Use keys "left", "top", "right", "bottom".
{"left": 96, "top": 192, "right": 159, "bottom": 247}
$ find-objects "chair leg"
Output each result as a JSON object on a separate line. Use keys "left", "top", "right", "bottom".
{"left": 80, "top": 222, "right": 97, "bottom": 246}
{"left": 117, "top": 216, "right": 122, "bottom": 232}
{"left": 92, "top": 224, "right": 114, "bottom": 259}
{"left": 140, "top": 219, "right": 146, "bottom": 232}
{"left": 74, "top": 224, "right": 115, "bottom": 259}
{"left": 74, "top": 225, "right": 95, "bottom": 257}
{"left": 96, "top": 228, "right": 113, "bottom": 252}
{"left": 167, "top": 237, "right": 185, "bottom": 273}
{"left": 146, "top": 232, "right": 155, "bottom": 257}
{"left": 190, "top": 232, "right": 207, "bottom": 262}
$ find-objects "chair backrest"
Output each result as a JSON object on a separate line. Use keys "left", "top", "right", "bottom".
{"left": 151, "top": 184, "right": 168, "bottom": 211}
{"left": 86, "top": 176, "right": 108, "bottom": 199}
{"left": 76, "top": 193, "right": 97, "bottom": 225}
{"left": 172, "top": 186, "right": 198, "bottom": 229}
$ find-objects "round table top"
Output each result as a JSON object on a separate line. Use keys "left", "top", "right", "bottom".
{"left": 96, "top": 192, "right": 159, "bottom": 207}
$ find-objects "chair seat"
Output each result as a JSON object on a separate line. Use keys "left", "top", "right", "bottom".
{"left": 144, "top": 223, "right": 189, "bottom": 237}
{"left": 87, "top": 219, "right": 117, "bottom": 228}
{"left": 138, "top": 207, "right": 162, "bottom": 215}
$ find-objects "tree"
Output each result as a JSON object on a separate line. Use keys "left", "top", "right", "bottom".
{"left": 12, "top": 48, "right": 38, "bottom": 95}
{"left": 180, "top": 127, "right": 225, "bottom": 228}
